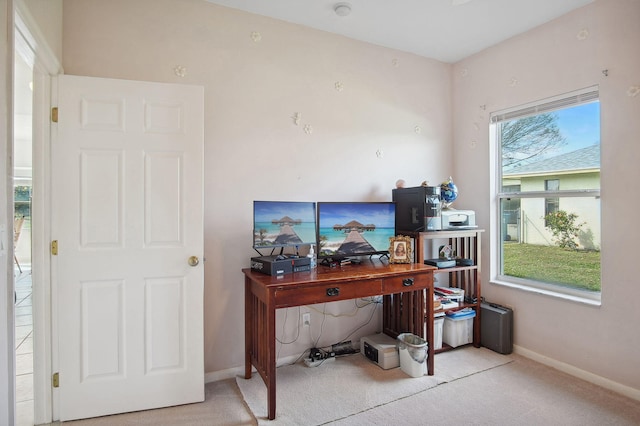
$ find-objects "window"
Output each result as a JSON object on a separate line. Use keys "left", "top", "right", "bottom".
{"left": 544, "top": 179, "right": 559, "bottom": 226}
{"left": 491, "top": 86, "right": 601, "bottom": 301}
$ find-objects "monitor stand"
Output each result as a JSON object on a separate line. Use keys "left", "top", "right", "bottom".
{"left": 320, "top": 257, "right": 351, "bottom": 267}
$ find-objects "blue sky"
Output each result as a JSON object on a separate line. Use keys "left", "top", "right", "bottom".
{"left": 550, "top": 101, "right": 600, "bottom": 156}
{"left": 318, "top": 202, "right": 395, "bottom": 228}
{"left": 254, "top": 201, "right": 316, "bottom": 223}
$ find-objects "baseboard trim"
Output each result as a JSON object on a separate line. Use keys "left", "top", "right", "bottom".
{"left": 205, "top": 354, "right": 301, "bottom": 384}
{"left": 205, "top": 367, "right": 242, "bottom": 384}
{"left": 514, "top": 345, "right": 640, "bottom": 402}
{"left": 208, "top": 347, "right": 640, "bottom": 403}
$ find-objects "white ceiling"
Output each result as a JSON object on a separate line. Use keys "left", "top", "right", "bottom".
{"left": 205, "top": 0, "right": 594, "bottom": 63}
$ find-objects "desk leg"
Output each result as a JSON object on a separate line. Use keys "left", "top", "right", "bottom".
{"left": 266, "top": 294, "right": 277, "bottom": 420}
{"left": 426, "top": 284, "right": 434, "bottom": 375}
{"left": 244, "top": 276, "right": 253, "bottom": 379}
{"left": 244, "top": 277, "right": 278, "bottom": 419}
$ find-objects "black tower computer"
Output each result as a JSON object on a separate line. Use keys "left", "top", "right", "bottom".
{"left": 392, "top": 186, "right": 442, "bottom": 232}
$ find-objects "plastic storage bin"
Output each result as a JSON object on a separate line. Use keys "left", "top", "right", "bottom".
{"left": 434, "top": 316, "right": 444, "bottom": 350}
{"left": 442, "top": 311, "right": 476, "bottom": 348}
{"left": 396, "top": 333, "right": 428, "bottom": 377}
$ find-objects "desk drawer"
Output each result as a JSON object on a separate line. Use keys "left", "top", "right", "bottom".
{"left": 382, "top": 274, "right": 431, "bottom": 294}
{"left": 274, "top": 280, "right": 381, "bottom": 308}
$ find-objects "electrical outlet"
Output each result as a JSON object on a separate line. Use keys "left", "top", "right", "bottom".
{"left": 302, "top": 313, "right": 311, "bottom": 327}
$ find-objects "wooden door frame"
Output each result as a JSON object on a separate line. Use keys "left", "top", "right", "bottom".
{"left": 14, "top": 1, "right": 63, "bottom": 423}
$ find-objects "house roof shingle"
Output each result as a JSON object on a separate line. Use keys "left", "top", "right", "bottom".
{"left": 504, "top": 144, "right": 600, "bottom": 176}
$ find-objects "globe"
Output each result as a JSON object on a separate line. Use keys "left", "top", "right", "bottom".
{"left": 440, "top": 177, "right": 458, "bottom": 206}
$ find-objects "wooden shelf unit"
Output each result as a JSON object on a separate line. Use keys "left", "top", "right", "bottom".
{"left": 402, "top": 229, "right": 484, "bottom": 352}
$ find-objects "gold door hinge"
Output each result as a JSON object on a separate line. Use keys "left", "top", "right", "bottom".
{"left": 52, "top": 372, "right": 59, "bottom": 388}
{"left": 51, "top": 107, "right": 58, "bottom": 123}
{"left": 51, "top": 240, "right": 58, "bottom": 256}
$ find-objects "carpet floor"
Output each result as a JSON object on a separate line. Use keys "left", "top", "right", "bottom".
{"left": 236, "top": 346, "right": 514, "bottom": 425}
{"left": 47, "top": 346, "right": 640, "bottom": 426}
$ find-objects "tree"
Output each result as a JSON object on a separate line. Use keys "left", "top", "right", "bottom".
{"left": 501, "top": 113, "right": 565, "bottom": 169}
{"left": 544, "top": 210, "right": 586, "bottom": 251}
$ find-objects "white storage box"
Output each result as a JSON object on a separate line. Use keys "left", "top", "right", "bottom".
{"left": 442, "top": 311, "right": 475, "bottom": 348}
{"left": 434, "top": 316, "right": 444, "bottom": 350}
{"left": 361, "top": 333, "right": 400, "bottom": 369}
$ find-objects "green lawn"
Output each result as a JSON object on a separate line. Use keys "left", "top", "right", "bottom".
{"left": 503, "top": 242, "right": 601, "bottom": 292}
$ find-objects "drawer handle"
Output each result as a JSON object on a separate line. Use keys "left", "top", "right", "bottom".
{"left": 402, "top": 278, "right": 414, "bottom": 287}
{"left": 326, "top": 287, "right": 340, "bottom": 297}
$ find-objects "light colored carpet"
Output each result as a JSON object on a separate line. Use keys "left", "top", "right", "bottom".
{"left": 236, "top": 346, "right": 513, "bottom": 425}
{"left": 54, "top": 379, "right": 255, "bottom": 426}
{"left": 44, "top": 348, "right": 640, "bottom": 425}
{"left": 330, "top": 353, "right": 640, "bottom": 426}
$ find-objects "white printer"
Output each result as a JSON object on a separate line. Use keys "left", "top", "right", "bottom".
{"left": 441, "top": 209, "right": 477, "bottom": 230}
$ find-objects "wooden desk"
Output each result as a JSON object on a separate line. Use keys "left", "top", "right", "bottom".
{"left": 243, "top": 261, "right": 436, "bottom": 420}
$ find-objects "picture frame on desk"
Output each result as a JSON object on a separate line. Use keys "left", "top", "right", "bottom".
{"left": 389, "top": 235, "right": 412, "bottom": 264}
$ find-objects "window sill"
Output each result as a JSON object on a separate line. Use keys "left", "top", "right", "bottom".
{"left": 490, "top": 278, "right": 601, "bottom": 307}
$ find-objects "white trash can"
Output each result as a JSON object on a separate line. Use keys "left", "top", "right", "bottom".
{"left": 396, "top": 333, "right": 427, "bottom": 378}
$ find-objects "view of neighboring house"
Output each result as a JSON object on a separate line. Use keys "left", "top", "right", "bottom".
{"left": 502, "top": 144, "right": 600, "bottom": 250}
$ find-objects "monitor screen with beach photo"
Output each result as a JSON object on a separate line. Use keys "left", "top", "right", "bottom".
{"left": 316, "top": 202, "right": 396, "bottom": 261}
{"left": 252, "top": 201, "right": 317, "bottom": 252}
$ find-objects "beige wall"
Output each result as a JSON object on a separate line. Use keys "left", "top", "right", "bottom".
{"left": 21, "top": 0, "right": 640, "bottom": 396}
{"left": 61, "top": 0, "right": 453, "bottom": 376}
{"left": 453, "top": 0, "right": 640, "bottom": 393}
{"left": 22, "top": 0, "right": 62, "bottom": 61}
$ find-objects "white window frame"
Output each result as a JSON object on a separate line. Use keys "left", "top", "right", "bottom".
{"left": 489, "top": 86, "right": 601, "bottom": 305}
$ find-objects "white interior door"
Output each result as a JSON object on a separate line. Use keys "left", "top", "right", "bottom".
{"left": 52, "top": 75, "right": 204, "bottom": 421}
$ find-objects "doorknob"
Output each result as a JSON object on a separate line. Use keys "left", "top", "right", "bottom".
{"left": 188, "top": 256, "right": 199, "bottom": 267}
